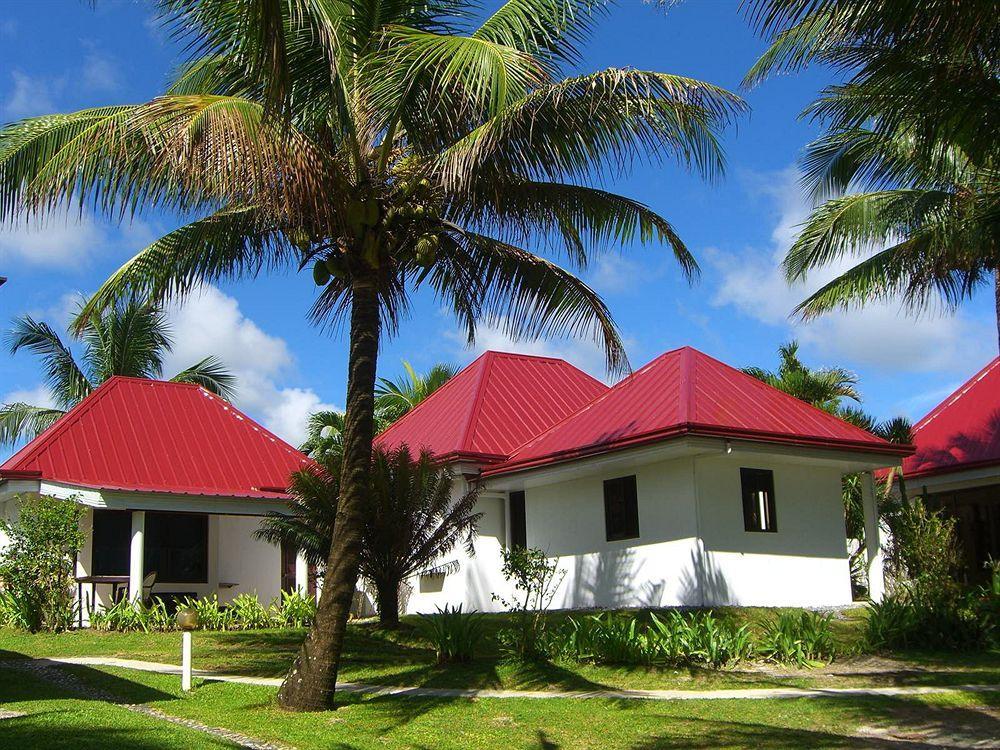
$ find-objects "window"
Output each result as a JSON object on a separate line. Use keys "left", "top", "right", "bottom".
{"left": 91, "top": 509, "right": 131, "bottom": 575}
{"left": 509, "top": 491, "right": 526, "bottom": 548}
{"left": 603, "top": 475, "right": 639, "bottom": 541}
{"left": 143, "top": 512, "right": 208, "bottom": 583}
{"left": 741, "top": 468, "right": 777, "bottom": 532}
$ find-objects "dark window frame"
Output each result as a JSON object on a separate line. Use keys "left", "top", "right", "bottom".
{"left": 143, "top": 512, "right": 209, "bottom": 584}
{"left": 603, "top": 475, "right": 640, "bottom": 542}
{"left": 91, "top": 509, "right": 131, "bottom": 576}
{"left": 741, "top": 467, "right": 777, "bottom": 533}
{"left": 509, "top": 491, "right": 527, "bottom": 549}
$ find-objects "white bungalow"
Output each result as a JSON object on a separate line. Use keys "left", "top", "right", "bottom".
{"left": 377, "top": 348, "right": 912, "bottom": 613}
{"left": 0, "top": 376, "right": 314, "bottom": 625}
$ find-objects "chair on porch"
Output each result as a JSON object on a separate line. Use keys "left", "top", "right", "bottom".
{"left": 141, "top": 571, "right": 158, "bottom": 605}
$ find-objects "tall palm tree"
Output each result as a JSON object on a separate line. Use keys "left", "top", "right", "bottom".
{"left": 0, "top": 2, "right": 742, "bottom": 709}
{"left": 742, "top": 340, "right": 860, "bottom": 413}
{"left": 375, "top": 360, "right": 457, "bottom": 422}
{"left": 743, "top": 0, "right": 1000, "bottom": 348}
{"left": 0, "top": 300, "right": 235, "bottom": 446}
{"left": 256, "top": 445, "right": 481, "bottom": 628}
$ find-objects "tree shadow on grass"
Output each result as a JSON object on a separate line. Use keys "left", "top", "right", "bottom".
{"left": 0, "top": 721, "right": 232, "bottom": 750}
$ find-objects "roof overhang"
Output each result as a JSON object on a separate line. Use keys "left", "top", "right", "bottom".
{"left": 484, "top": 423, "right": 912, "bottom": 479}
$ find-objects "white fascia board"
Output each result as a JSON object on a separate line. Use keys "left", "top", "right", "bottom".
{"left": 908, "top": 466, "right": 1000, "bottom": 494}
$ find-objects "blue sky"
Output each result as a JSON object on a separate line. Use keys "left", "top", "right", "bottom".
{"left": 1, "top": 1, "right": 995, "bottom": 454}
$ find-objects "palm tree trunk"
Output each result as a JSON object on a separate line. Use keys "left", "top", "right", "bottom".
{"left": 278, "top": 280, "right": 380, "bottom": 711}
{"left": 375, "top": 580, "right": 400, "bottom": 629}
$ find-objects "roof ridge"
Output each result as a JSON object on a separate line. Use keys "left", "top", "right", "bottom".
{"left": 459, "top": 350, "right": 497, "bottom": 452}
{"left": 912, "top": 356, "right": 1000, "bottom": 435}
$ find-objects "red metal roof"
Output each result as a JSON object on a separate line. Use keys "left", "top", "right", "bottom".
{"left": 375, "top": 351, "right": 608, "bottom": 463}
{"left": 486, "top": 347, "right": 909, "bottom": 476}
{"left": 0, "top": 376, "right": 310, "bottom": 499}
{"left": 903, "top": 356, "right": 1000, "bottom": 480}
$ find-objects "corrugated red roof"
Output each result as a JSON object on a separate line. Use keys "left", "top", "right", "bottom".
{"left": 375, "top": 351, "right": 608, "bottom": 463}
{"left": 486, "top": 347, "right": 909, "bottom": 476}
{"left": 0, "top": 376, "right": 310, "bottom": 499}
{"left": 903, "top": 356, "right": 1000, "bottom": 479}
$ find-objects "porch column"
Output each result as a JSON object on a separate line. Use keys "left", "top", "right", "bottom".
{"left": 294, "top": 550, "right": 309, "bottom": 594}
{"left": 861, "top": 472, "right": 885, "bottom": 602}
{"left": 129, "top": 511, "right": 145, "bottom": 604}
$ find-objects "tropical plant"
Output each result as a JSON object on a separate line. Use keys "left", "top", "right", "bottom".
{"left": 274, "top": 589, "right": 318, "bottom": 629}
{"left": 649, "top": 610, "right": 755, "bottom": 668}
{"left": 744, "top": 1, "right": 1000, "bottom": 347}
{"left": 257, "top": 445, "right": 481, "bottom": 628}
{"left": 0, "top": 1, "right": 742, "bottom": 709}
{"left": 0, "top": 300, "right": 236, "bottom": 446}
{"left": 757, "top": 610, "right": 836, "bottom": 667}
{"left": 90, "top": 596, "right": 174, "bottom": 633}
{"left": 375, "top": 361, "right": 458, "bottom": 423}
{"left": 416, "top": 604, "right": 485, "bottom": 663}
{"left": 742, "top": 340, "right": 860, "bottom": 413}
{"left": 0, "top": 495, "right": 84, "bottom": 632}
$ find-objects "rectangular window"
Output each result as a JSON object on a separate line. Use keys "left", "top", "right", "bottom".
{"left": 91, "top": 509, "right": 131, "bottom": 576}
{"left": 603, "top": 475, "right": 639, "bottom": 541}
{"left": 509, "top": 491, "right": 526, "bottom": 549}
{"left": 144, "top": 512, "right": 208, "bottom": 583}
{"left": 741, "top": 468, "right": 777, "bottom": 532}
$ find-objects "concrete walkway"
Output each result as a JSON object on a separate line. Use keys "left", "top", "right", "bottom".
{"left": 45, "top": 656, "right": 1000, "bottom": 703}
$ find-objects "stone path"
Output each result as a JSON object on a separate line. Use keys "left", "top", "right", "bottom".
{"left": 0, "top": 658, "right": 285, "bottom": 750}
{"left": 43, "top": 655, "right": 1000, "bottom": 703}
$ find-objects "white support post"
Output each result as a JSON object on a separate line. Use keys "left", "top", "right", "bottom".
{"left": 181, "top": 631, "right": 193, "bottom": 691}
{"left": 129, "top": 510, "right": 145, "bottom": 604}
{"left": 861, "top": 472, "right": 885, "bottom": 602}
{"left": 294, "top": 550, "right": 309, "bottom": 594}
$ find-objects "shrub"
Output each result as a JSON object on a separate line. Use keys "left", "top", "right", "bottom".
{"left": 0, "top": 589, "right": 34, "bottom": 630}
{"left": 864, "top": 585, "right": 990, "bottom": 652}
{"left": 554, "top": 613, "right": 656, "bottom": 665}
{"left": 272, "top": 589, "right": 316, "bottom": 628}
{"left": 90, "top": 596, "right": 174, "bottom": 633}
{"left": 417, "top": 605, "right": 484, "bottom": 663}
{"left": 0, "top": 495, "right": 84, "bottom": 632}
{"left": 179, "top": 594, "right": 229, "bottom": 630}
{"left": 757, "top": 611, "right": 836, "bottom": 667}
{"left": 225, "top": 593, "right": 275, "bottom": 630}
{"left": 883, "top": 498, "right": 962, "bottom": 585}
{"left": 650, "top": 611, "right": 755, "bottom": 668}
{"left": 492, "top": 546, "right": 565, "bottom": 661}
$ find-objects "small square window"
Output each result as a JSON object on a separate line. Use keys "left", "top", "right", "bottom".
{"left": 741, "top": 468, "right": 777, "bottom": 532}
{"left": 604, "top": 475, "right": 639, "bottom": 541}
{"left": 509, "top": 491, "right": 526, "bottom": 549}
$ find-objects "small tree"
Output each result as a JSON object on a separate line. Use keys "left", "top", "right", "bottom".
{"left": 492, "top": 546, "right": 565, "bottom": 661}
{"left": 0, "top": 495, "right": 84, "bottom": 631}
{"left": 257, "top": 446, "right": 481, "bottom": 628}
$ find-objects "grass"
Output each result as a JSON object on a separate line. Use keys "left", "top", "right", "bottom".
{"left": 0, "top": 663, "right": 233, "bottom": 749}
{"left": 4, "top": 607, "right": 1000, "bottom": 694}
{"left": 7, "top": 662, "right": 1000, "bottom": 749}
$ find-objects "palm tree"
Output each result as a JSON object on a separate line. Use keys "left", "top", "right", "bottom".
{"left": 375, "top": 361, "right": 457, "bottom": 423}
{"left": 256, "top": 445, "right": 481, "bottom": 628}
{"left": 744, "top": 1, "right": 1000, "bottom": 348}
{"left": 742, "top": 340, "right": 860, "bottom": 413}
{"left": 0, "top": 300, "right": 235, "bottom": 446}
{"left": 0, "top": 2, "right": 743, "bottom": 709}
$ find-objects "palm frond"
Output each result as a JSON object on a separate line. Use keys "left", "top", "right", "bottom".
{"left": 5, "top": 316, "right": 91, "bottom": 408}
{"left": 170, "top": 355, "right": 238, "bottom": 401}
{"left": 0, "top": 402, "right": 66, "bottom": 447}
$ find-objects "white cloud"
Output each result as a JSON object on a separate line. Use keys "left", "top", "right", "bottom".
{"left": 2, "top": 385, "right": 57, "bottom": 409}
{"left": 0, "top": 210, "right": 105, "bottom": 268}
{"left": 446, "top": 318, "right": 631, "bottom": 383}
{"left": 81, "top": 52, "right": 122, "bottom": 93}
{"left": 161, "top": 285, "right": 337, "bottom": 445}
{"left": 3, "top": 70, "right": 60, "bottom": 119}
{"left": 587, "top": 255, "right": 643, "bottom": 296}
{"left": 709, "top": 168, "right": 990, "bottom": 374}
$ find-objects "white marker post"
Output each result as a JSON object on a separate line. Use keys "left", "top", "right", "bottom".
{"left": 181, "top": 631, "right": 193, "bottom": 691}
{"left": 175, "top": 606, "right": 200, "bottom": 692}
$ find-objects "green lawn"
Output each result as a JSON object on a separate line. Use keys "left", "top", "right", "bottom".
{"left": 6, "top": 662, "right": 1000, "bottom": 750}
{"left": 3, "top": 608, "right": 1000, "bottom": 694}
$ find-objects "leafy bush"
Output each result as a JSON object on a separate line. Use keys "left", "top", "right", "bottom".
{"left": 178, "top": 594, "right": 229, "bottom": 630}
{"left": 864, "top": 585, "right": 991, "bottom": 652}
{"left": 225, "top": 593, "right": 275, "bottom": 630}
{"left": 757, "top": 611, "right": 835, "bottom": 667}
{"left": 0, "top": 495, "right": 84, "bottom": 632}
{"left": 0, "top": 589, "right": 34, "bottom": 630}
{"left": 273, "top": 589, "right": 316, "bottom": 628}
{"left": 492, "top": 546, "right": 565, "bottom": 661}
{"left": 883, "top": 498, "right": 962, "bottom": 585}
{"left": 551, "top": 610, "right": 754, "bottom": 668}
{"left": 90, "top": 597, "right": 174, "bottom": 633}
{"left": 417, "top": 605, "right": 484, "bottom": 663}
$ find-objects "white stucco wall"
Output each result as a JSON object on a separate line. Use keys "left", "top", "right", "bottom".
{"left": 216, "top": 514, "right": 283, "bottom": 604}
{"left": 408, "top": 445, "right": 857, "bottom": 613}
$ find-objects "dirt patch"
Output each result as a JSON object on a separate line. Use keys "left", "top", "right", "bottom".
{"left": 856, "top": 702, "right": 1000, "bottom": 748}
